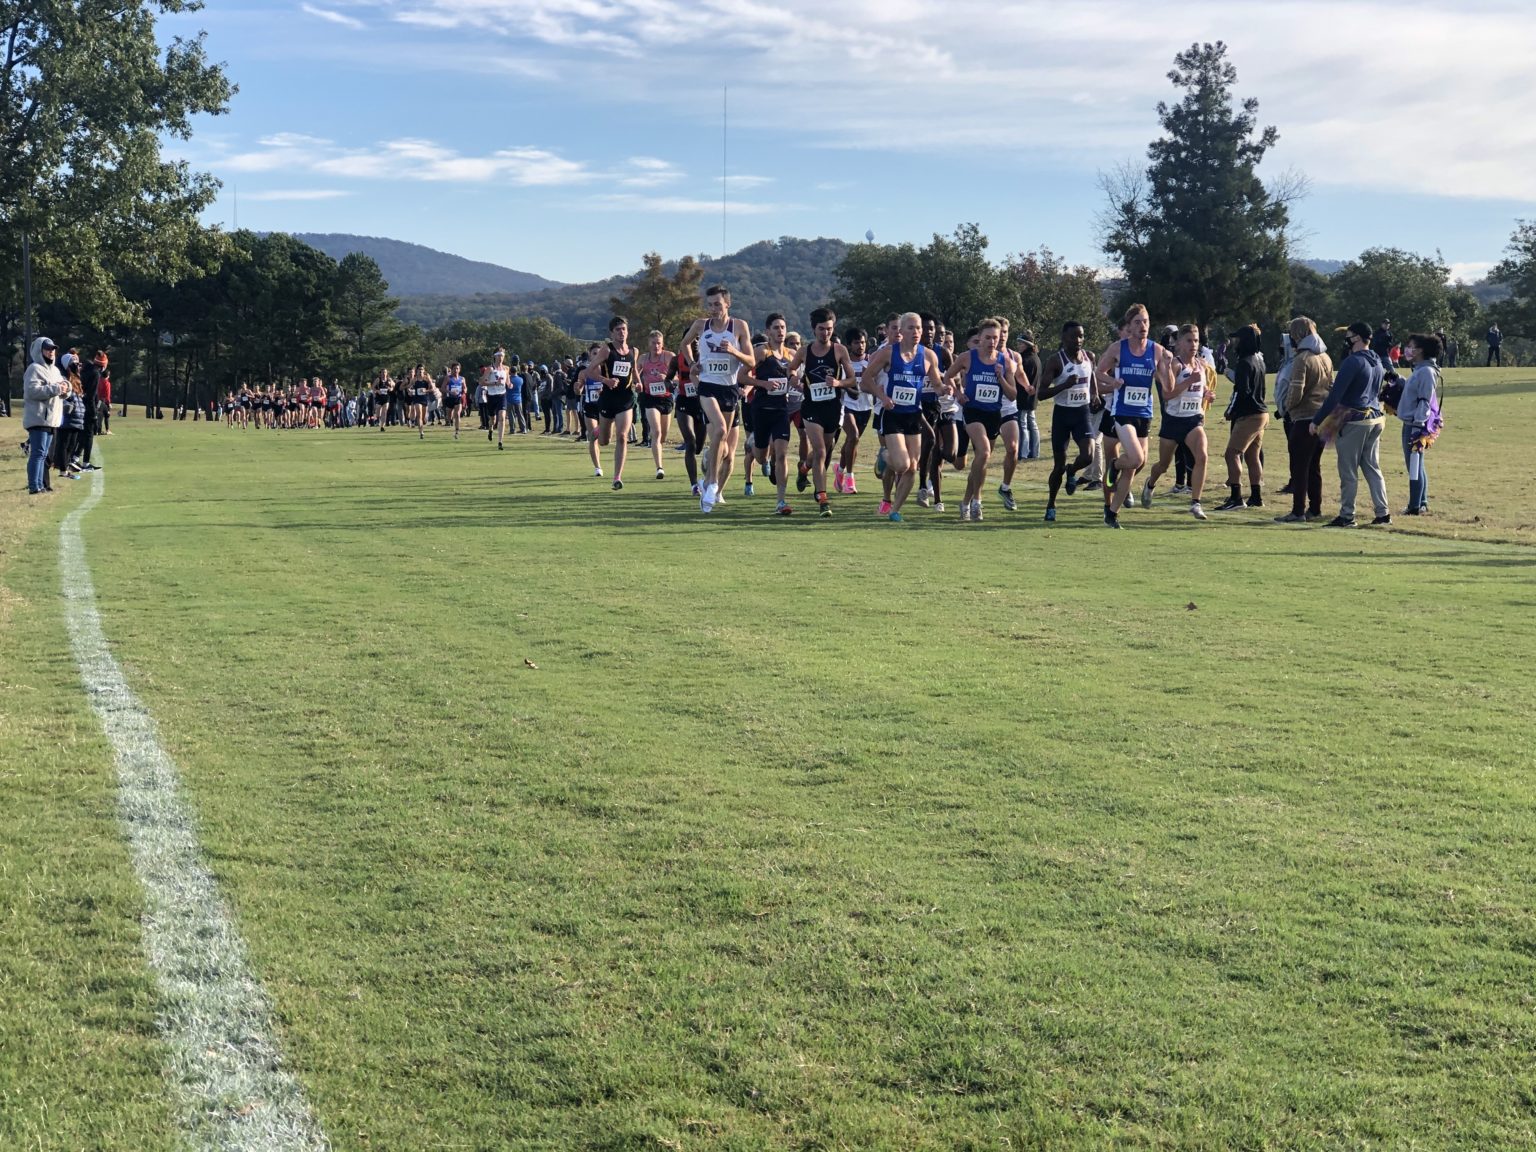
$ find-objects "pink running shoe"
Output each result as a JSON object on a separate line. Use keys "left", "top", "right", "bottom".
{"left": 878, "top": 500, "right": 893, "bottom": 516}
{"left": 847, "top": 474, "right": 859, "bottom": 494}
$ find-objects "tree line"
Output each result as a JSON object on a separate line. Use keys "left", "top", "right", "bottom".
{"left": 6, "top": 11, "right": 1536, "bottom": 416}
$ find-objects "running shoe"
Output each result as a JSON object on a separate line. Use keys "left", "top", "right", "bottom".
{"left": 691, "top": 482, "right": 701, "bottom": 497}
{"left": 744, "top": 481, "right": 755, "bottom": 497}
{"left": 887, "top": 510, "right": 903, "bottom": 522}
{"left": 1140, "top": 481, "right": 1154, "bottom": 508}
{"left": 1044, "top": 507, "right": 1057, "bottom": 522}
{"left": 1273, "top": 512, "right": 1305, "bottom": 523}
{"left": 846, "top": 473, "right": 858, "bottom": 494}
{"left": 1124, "top": 490, "right": 1136, "bottom": 508}
{"left": 594, "top": 467, "right": 603, "bottom": 478}
{"left": 1213, "top": 496, "right": 1244, "bottom": 512}
{"left": 878, "top": 500, "right": 893, "bottom": 516}
{"left": 998, "top": 485, "right": 1015, "bottom": 512}
{"left": 874, "top": 447, "right": 887, "bottom": 479}
{"left": 487, "top": 430, "right": 492, "bottom": 441}
{"left": 819, "top": 502, "right": 832, "bottom": 519}
{"left": 917, "top": 487, "right": 932, "bottom": 508}
{"left": 1190, "top": 502, "right": 1208, "bottom": 521}
{"left": 453, "top": 432, "right": 459, "bottom": 440}
{"left": 1370, "top": 514, "right": 1392, "bottom": 526}
{"left": 960, "top": 502, "right": 973, "bottom": 522}
{"left": 1104, "top": 507, "right": 1121, "bottom": 529}
{"left": 833, "top": 464, "right": 845, "bottom": 491}
{"left": 1323, "top": 515, "right": 1355, "bottom": 528}
{"left": 612, "top": 479, "right": 624, "bottom": 491}
{"left": 932, "top": 502, "right": 946, "bottom": 513}
{"left": 796, "top": 464, "right": 810, "bottom": 493}
{"left": 656, "top": 469, "right": 665, "bottom": 480}
{"left": 1170, "top": 483, "right": 1188, "bottom": 495}
{"left": 419, "top": 430, "right": 425, "bottom": 439}
{"left": 1065, "top": 473, "right": 1078, "bottom": 496}
{"left": 498, "top": 442, "right": 504, "bottom": 451}
{"left": 973, "top": 500, "right": 984, "bottom": 522}
{"left": 1246, "top": 495, "right": 1265, "bottom": 508}
{"left": 775, "top": 501, "right": 793, "bottom": 516}
{"left": 701, "top": 482, "right": 719, "bottom": 513}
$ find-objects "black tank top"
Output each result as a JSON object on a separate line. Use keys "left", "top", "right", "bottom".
{"left": 753, "top": 350, "right": 792, "bottom": 408}
{"left": 803, "top": 346, "right": 840, "bottom": 404}
{"left": 607, "top": 342, "right": 636, "bottom": 393}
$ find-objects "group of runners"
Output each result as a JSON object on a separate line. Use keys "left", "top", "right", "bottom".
{"left": 565, "top": 285, "right": 1230, "bottom": 525}
{"left": 222, "top": 378, "right": 347, "bottom": 429}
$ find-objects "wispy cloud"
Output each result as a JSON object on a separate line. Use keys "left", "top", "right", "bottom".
{"left": 217, "top": 133, "right": 596, "bottom": 186}
{"left": 584, "top": 193, "right": 803, "bottom": 216}
{"left": 318, "top": 0, "right": 1536, "bottom": 203}
{"left": 238, "top": 189, "right": 353, "bottom": 201}
{"left": 300, "top": 3, "right": 365, "bottom": 29}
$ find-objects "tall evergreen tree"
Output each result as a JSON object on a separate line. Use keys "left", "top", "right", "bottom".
{"left": 332, "top": 252, "right": 413, "bottom": 384}
{"left": 1100, "top": 42, "right": 1292, "bottom": 329}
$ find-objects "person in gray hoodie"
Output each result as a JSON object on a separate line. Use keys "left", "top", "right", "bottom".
{"left": 22, "top": 336, "right": 65, "bottom": 495}
{"left": 1396, "top": 333, "right": 1442, "bottom": 515}
{"left": 1312, "top": 321, "right": 1391, "bottom": 527}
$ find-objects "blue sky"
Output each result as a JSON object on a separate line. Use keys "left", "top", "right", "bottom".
{"left": 164, "top": 0, "right": 1534, "bottom": 286}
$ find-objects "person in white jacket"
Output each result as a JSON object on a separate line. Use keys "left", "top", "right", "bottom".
{"left": 22, "top": 336, "right": 64, "bottom": 495}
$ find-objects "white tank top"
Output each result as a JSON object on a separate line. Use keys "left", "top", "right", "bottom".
{"left": 999, "top": 349, "right": 1019, "bottom": 416}
{"left": 1167, "top": 359, "right": 1205, "bottom": 418}
{"left": 842, "top": 356, "right": 872, "bottom": 411}
{"left": 1052, "top": 351, "right": 1093, "bottom": 408}
{"left": 484, "top": 366, "right": 507, "bottom": 397}
{"left": 697, "top": 324, "right": 741, "bottom": 386}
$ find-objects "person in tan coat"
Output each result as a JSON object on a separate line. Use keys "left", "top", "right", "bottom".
{"left": 1275, "top": 317, "right": 1334, "bottom": 522}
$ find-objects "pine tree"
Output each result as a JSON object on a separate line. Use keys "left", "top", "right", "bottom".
{"left": 1100, "top": 42, "right": 1293, "bottom": 330}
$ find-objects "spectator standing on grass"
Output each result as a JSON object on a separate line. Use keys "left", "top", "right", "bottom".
{"left": 1370, "top": 319, "right": 1393, "bottom": 364}
{"left": 22, "top": 336, "right": 64, "bottom": 494}
{"left": 1214, "top": 323, "right": 1268, "bottom": 511}
{"left": 98, "top": 363, "right": 112, "bottom": 434}
{"left": 1313, "top": 321, "right": 1391, "bottom": 528}
{"left": 1486, "top": 322, "right": 1502, "bottom": 367}
{"left": 1445, "top": 332, "right": 1458, "bottom": 368}
{"left": 76, "top": 351, "right": 106, "bottom": 470}
{"left": 1275, "top": 317, "right": 1333, "bottom": 523}
{"left": 1395, "top": 333, "right": 1442, "bottom": 516}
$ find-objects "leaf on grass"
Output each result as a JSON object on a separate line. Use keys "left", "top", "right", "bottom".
{"left": 524, "top": 658, "right": 538, "bottom": 669}
{"left": 1186, "top": 602, "right": 1198, "bottom": 611}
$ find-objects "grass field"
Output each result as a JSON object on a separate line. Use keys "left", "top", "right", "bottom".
{"left": 4, "top": 368, "right": 1536, "bottom": 1150}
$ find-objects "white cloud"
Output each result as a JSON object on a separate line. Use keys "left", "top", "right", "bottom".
{"left": 238, "top": 189, "right": 353, "bottom": 201}
{"left": 216, "top": 134, "right": 597, "bottom": 186}
{"left": 584, "top": 193, "right": 801, "bottom": 216}
{"left": 1447, "top": 261, "right": 1495, "bottom": 284}
{"left": 301, "top": 3, "right": 365, "bottom": 29}
{"left": 323, "top": 0, "right": 1536, "bottom": 203}
{"left": 619, "top": 157, "right": 685, "bottom": 188}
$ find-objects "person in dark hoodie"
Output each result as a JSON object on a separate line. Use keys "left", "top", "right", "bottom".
{"left": 1312, "top": 321, "right": 1391, "bottom": 527}
{"left": 1214, "top": 323, "right": 1269, "bottom": 511}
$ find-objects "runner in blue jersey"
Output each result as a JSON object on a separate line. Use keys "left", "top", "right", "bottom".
{"left": 1095, "top": 303, "right": 1175, "bottom": 528}
{"left": 942, "top": 318, "right": 1018, "bottom": 522}
{"left": 858, "top": 312, "right": 949, "bottom": 522}
{"left": 443, "top": 362, "right": 467, "bottom": 439}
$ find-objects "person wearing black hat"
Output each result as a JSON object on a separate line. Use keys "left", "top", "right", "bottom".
{"left": 1311, "top": 322, "right": 1392, "bottom": 527}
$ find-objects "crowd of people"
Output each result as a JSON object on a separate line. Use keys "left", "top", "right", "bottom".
{"left": 529, "top": 286, "right": 1444, "bottom": 526}
{"left": 20, "top": 286, "right": 1448, "bottom": 525}
{"left": 18, "top": 340, "right": 112, "bottom": 494}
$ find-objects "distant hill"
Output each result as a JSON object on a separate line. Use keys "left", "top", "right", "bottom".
{"left": 286, "top": 233, "right": 563, "bottom": 297}
{"left": 395, "top": 237, "right": 851, "bottom": 335}
{"left": 1299, "top": 258, "right": 1346, "bottom": 276}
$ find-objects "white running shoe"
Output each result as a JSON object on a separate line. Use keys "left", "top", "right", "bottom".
{"left": 1190, "top": 501, "right": 1208, "bottom": 521}
{"left": 594, "top": 467, "right": 603, "bottom": 478}
{"left": 1141, "top": 481, "right": 1154, "bottom": 508}
{"left": 917, "top": 486, "right": 932, "bottom": 508}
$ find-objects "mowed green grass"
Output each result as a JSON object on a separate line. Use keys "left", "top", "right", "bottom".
{"left": 5, "top": 368, "right": 1536, "bottom": 1150}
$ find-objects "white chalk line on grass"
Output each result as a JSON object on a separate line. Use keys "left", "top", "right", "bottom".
{"left": 60, "top": 467, "right": 329, "bottom": 1152}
